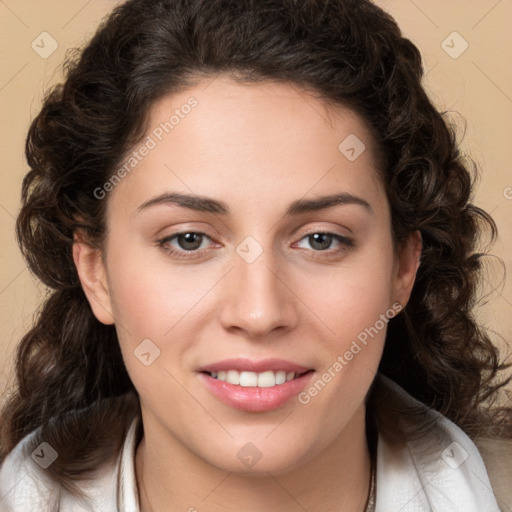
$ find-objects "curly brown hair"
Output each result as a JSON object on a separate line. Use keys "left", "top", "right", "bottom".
{"left": 1, "top": 0, "right": 511, "bottom": 496}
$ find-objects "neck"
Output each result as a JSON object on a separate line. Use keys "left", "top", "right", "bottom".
{"left": 135, "top": 406, "right": 372, "bottom": 512}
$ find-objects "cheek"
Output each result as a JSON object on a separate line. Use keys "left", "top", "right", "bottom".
{"left": 299, "top": 259, "right": 396, "bottom": 417}
{"left": 298, "top": 240, "right": 396, "bottom": 411}
{"left": 307, "top": 246, "right": 396, "bottom": 344}
{"left": 105, "top": 241, "right": 211, "bottom": 337}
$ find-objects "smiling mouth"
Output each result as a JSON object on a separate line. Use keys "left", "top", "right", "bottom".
{"left": 204, "top": 369, "right": 313, "bottom": 388}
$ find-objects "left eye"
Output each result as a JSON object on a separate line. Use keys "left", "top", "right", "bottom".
{"left": 295, "top": 232, "right": 352, "bottom": 251}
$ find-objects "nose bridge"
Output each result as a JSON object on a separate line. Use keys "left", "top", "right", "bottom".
{"left": 219, "top": 237, "right": 297, "bottom": 337}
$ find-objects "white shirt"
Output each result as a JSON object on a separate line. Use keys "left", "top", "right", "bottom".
{"left": 0, "top": 378, "right": 502, "bottom": 511}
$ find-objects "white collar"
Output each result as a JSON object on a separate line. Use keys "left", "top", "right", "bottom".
{"left": 1, "top": 379, "right": 499, "bottom": 511}
{"left": 374, "top": 377, "right": 500, "bottom": 511}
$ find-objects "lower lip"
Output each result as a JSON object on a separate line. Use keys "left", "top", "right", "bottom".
{"left": 198, "top": 372, "right": 314, "bottom": 412}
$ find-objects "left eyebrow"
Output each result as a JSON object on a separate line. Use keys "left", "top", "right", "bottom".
{"left": 285, "top": 192, "right": 373, "bottom": 216}
{"left": 136, "top": 191, "right": 373, "bottom": 216}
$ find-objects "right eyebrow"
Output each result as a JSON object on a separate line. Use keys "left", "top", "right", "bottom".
{"left": 137, "top": 192, "right": 229, "bottom": 215}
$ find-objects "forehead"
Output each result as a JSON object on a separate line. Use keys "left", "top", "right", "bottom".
{"left": 148, "top": 75, "right": 380, "bottom": 160}
{"left": 107, "top": 75, "right": 386, "bottom": 218}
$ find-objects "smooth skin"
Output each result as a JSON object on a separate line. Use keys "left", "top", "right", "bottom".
{"left": 73, "top": 74, "right": 421, "bottom": 512}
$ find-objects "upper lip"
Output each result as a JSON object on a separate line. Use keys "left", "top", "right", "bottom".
{"left": 198, "top": 358, "right": 312, "bottom": 374}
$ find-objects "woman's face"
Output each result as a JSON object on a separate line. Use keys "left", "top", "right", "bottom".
{"left": 76, "top": 75, "right": 420, "bottom": 474}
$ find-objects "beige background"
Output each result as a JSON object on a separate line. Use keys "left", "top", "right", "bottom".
{"left": 1, "top": 0, "right": 511, "bottom": 400}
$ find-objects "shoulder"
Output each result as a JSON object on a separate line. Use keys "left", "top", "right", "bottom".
{"left": 0, "top": 415, "right": 141, "bottom": 512}
{"left": 375, "top": 376, "right": 502, "bottom": 512}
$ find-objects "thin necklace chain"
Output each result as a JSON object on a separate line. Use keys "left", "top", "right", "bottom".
{"left": 364, "top": 454, "right": 377, "bottom": 512}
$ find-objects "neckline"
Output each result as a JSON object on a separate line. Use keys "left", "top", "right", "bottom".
{"left": 129, "top": 414, "right": 378, "bottom": 512}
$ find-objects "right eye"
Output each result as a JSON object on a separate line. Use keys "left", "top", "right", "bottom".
{"left": 157, "top": 231, "right": 215, "bottom": 259}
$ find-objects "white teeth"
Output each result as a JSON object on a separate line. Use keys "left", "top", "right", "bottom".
{"left": 257, "top": 370, "right": 276, "bottom": 387}
{"left": 211, "top": 369, "right": 300, "bottom": 387}
{"left": 239, "top": 371, "right": 258, "bottom": 387}
{"left": 226, "top": 370, "right": 240, "bottom": 385}
{"left": 275, "top": 370, "right": 287, "bottom": 385}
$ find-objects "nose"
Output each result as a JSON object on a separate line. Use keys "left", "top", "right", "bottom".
{"left": 218, "top": 245, "right": 299, "bottom": 339}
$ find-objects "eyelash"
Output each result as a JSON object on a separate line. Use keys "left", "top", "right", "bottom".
{"left": 157, "top": 230, "right": 355, "bottom": 260}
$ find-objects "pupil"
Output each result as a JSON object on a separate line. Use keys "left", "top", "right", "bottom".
{"left": 179, "top": 233, "right": 202, "bottom": 250}
{"left": 310, "top": 233, "right": 331, "bottom": 251}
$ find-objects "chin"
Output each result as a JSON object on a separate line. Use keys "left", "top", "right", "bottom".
{"left": 197, "top": 436, "right": 316, "bottom": 476}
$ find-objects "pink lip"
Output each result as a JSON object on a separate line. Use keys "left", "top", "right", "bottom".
{"left": 198, "top": 357, "right": 311, "bottom": 374}
{"left": 197, "top": 358, "right": 314, "bottom": 412}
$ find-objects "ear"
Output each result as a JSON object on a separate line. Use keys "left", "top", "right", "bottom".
{"left": 392, "top": 230, "right": 422, "bottom": 308}
{"left": 72, "top": 233, "right": 115, "bottom": 325}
